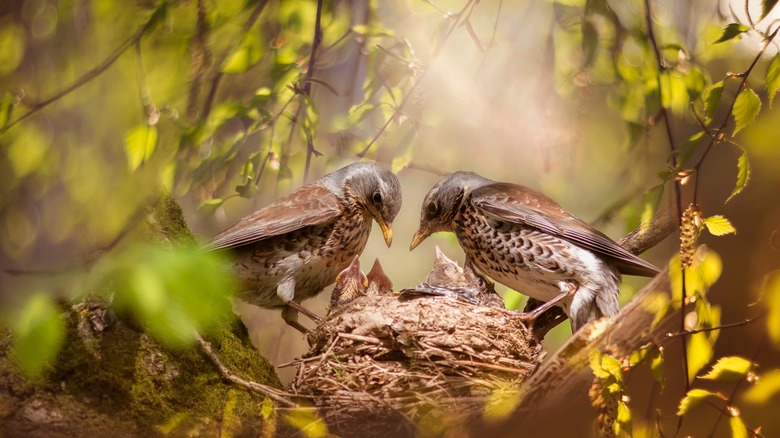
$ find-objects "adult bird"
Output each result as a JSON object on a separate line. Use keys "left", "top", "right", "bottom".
{"left": 410, "top": 171, "right": 659, "bottom": 332}
{"left": 205, "top": 162, "right": 402, "bottom": 332}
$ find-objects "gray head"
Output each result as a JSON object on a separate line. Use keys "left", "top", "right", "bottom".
{"left": 410, "top": 171, "right": 493, "bottom": 250}
{"left": 323, "top": 162, "right": 402, "bottom": 247}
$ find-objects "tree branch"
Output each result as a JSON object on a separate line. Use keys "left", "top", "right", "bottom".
{"left": 0, "top": 6, "right": 164, "bottom": 136}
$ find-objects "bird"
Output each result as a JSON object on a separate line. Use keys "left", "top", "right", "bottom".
{"left": 204, "top": 162, "right": 402, "bottom": 332}
{"left": 400, "top": 246, "right": 504, "bottom": 308}
{"left": 329, "top": 256, "right": 368, "bottom": 310}
{"left": 366, "top": 258, "right": 393, "bottom": 296}
{"left": 409, "top": 171, "right": 660, "bottom": 332}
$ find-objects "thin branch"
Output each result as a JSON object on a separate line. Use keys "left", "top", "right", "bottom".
{"left": 0, "top": 7, "right": 163, "bottom": 135}
{"left": 302, "top": 0, "right": 324, "bottom": 183}
{"left": 200, "top": 0, "right": 269, "bottom": 123}
{"left": 691, "top": 27, "right": 779, "bottom": 203}
{"left": 664, "top": 312, "right": 767, "bottom": 339}
{"left": 643, "top": 4, "right": 688, "bottom": 430}
{"left": 707, "top": 334, "right": 766, "bottom": 438}
{"left": 196, "top": 334, "right": 297, "bottom": 407}
{"left": 357, "top": 0, "right": 477, "bottom": 158}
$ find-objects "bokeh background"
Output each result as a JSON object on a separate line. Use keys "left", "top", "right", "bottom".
{"left": 1, "top": 0, "right": 779, "bottom": 435}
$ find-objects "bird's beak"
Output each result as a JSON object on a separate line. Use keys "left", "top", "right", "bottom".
{"left": 409, "top": 226, "right": 431, "bottom": 251}
{"left": 376, "top": 219, "right": 393, "bottom": 247}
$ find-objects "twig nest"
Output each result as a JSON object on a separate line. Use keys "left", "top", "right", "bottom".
{"left": 288, "top": 294, "right": 544, "bottom": 436}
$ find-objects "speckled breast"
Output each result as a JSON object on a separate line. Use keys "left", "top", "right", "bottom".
{"left": 233, "top": 211, "right": 372, "bottom": 308}
{"left": 453, "top": 203, "right": 579, "bottom": 302}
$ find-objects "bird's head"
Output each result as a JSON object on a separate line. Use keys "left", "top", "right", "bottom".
{"left": 410, "top": 171, "right": 492, "bottom": 251}
{"left": 329, "top": 256, "right": 368, "bottom": 309}
{"left": 341, "top": 162, "right": 402, "bottom": 247}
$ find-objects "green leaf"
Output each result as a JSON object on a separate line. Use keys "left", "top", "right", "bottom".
{"left": 764, "top": 270, "right": 780, "bottom": 345}
{"left": 109, "top": 245, "right": 236, "bottom": 347}
{"left": 730, "top": 416, "right": 748, "bottom": 438}
{"left": 762, "top": 0, "right": 780, "bottom": 19}
{"left": 743, "top": 370, "right": 780, "bottom": 404}
{"left": 732, "top": 86, "right": 761, "bottom": 135}
{"left": 726, "top": 152, "right": 750, "bottom": 202}
{"left": 222, "top": 31, "right": 264, "bottom": 74}
{"left": 125, "top": 124, "right": 158, "bottom": 172}
{"left": 703, "top": 215, "right": 736, "bottom": 236}
{"left": 677, "top": 131, "right": 705, "bottom": 167}
{"left": 714, "top": 23, "right": 750, "bottom": 44}
{"left": 198, "top": 198, "right": 225, "bottom": 216}
{"left": 699, "top": 356, "right": 753, "bottom": 381}
{"left": 702, "top": 81, "right": 725, "bottom": 124}
{"left": 581, "top": 19, "right": 598, "bottom": 67}
{"left": 351, "top": 24, "right": 394, "bottom": 37}
{"left": 678, "top": 388, "right": 718, "bottom": 415}
{"left": 766, "top": 54, "right": 780, "bottom": 107}
{"left": 589, "top": 350, "right": 623, "bottom": 380}
{"left": 12, "top": 293, "right": 65, "bottom": 377}
{"left": 623, "top": 122, "right": 645, "bottom": 150}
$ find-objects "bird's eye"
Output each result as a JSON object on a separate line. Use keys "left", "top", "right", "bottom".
{"left": 426, "top": 201, "right": 438, "bottom": 215}
{"left": 372, "top": 191, "right": 382, "bottom": 204}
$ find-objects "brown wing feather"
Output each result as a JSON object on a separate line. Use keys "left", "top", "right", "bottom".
{"left": 471, "top": 183, "right": 660, "bottom": 277}
{"left": 204, "top": 185, "right": 342, "bottom": 251}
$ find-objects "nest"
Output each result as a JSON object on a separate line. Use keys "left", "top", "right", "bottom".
{"left": 286, "top": 294, "right": 544, "bottom": 436}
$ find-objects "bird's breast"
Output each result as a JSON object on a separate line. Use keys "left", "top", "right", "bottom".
{"left": 233, "top": 208, "right": 372, "bottom": 307}
{"left": 453, "top": 206, "right": 600, "bottom": 302}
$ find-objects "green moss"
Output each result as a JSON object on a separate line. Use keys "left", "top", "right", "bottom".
{"left": 0, "top": 193, "right": 283, "bottom": 436}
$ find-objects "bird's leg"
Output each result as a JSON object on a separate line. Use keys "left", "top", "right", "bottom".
{"left": 276, "top": 277, "right": 322, "bottom": 331}
{"left": 281, "top": 305, "right": 312, "bottom": 334}
{"left": 515, "top": 280, "right": 579, "bottom": 321}
{"left": 285, "top": 300, "right": 322, "bottom": 323}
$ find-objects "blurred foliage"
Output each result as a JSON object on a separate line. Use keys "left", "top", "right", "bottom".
{"left": 97, "top": 244, "right": 236, "bottom": 347}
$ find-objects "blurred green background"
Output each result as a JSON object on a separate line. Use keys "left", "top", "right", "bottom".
{"left": 2, "top": 0, "right": 780, "bottom": 435}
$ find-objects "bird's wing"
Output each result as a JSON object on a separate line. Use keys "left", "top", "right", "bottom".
{"left": 204, "top": 185, "right": 342, "bottom": 251}
{"left": 471, "top": 183, "right": 660, "bottom": 277}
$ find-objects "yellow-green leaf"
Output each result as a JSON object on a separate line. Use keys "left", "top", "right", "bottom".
{"left": 704, "top": 215, "right": 736, "bottom": 236}
{"left": 687, "top": 332, "right": 714, "bottom": 382}
{"left": 677, "top": 388, "right": 717, "bottom": 415}
{"left": 222, "top": 31, "right": 264, "bottom": 74}
{"left": 589, "top": 350, "right": 623, "bottom": 380}
{"left": 125, "top": 124, "right": 158, "bottom": 172}
{"left": 732, "top": 86, "right": 761, "bottom": 135}
{"left": 615, "top": 400, "right": 632, "bottom": 435}
{"left": 714, "top": 23, "right": 750, "bottom": 44}
{"left": 669, "top": 250, "right": 723, "bottom": 303}
{"left": 726, "top": 152, "right": 750, "bottom": 203}
{"left": 702, "top": 81, "right": 724, "bottom": 124}
{"left": 699, "top": 356, "right": 753, "bottom": 381}
{"left": 763, "top": 0, "right": 780, "bottom": 19}
{"left": 628, "top": 344, "right": 654, "bottom": 367}
{"left": 730, "top": 416, "right": 748, "bottom": 438}
{"left": 743, "top": 370, "right": 780, "bottom": 404}
{"left": 651, "top": 348, "right": 665, "bottom": 387}
{"left": 764, "top": 270, "right": 780, "bottom": 345}
{"left": 767, "top": 53, "right": 780, "bottom": 107}
{"left": 12, "top": 293, "right": 65, "bottom": 377}
{"left": 283, "top": 409, "right": 329, "bottom": 438}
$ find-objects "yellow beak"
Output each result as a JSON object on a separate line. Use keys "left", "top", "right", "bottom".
{"left": 409, "top": 227, "right": 430, "bottom": 251}
{"left": 377, "top": 219, "right": 393, "bottom": 247}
